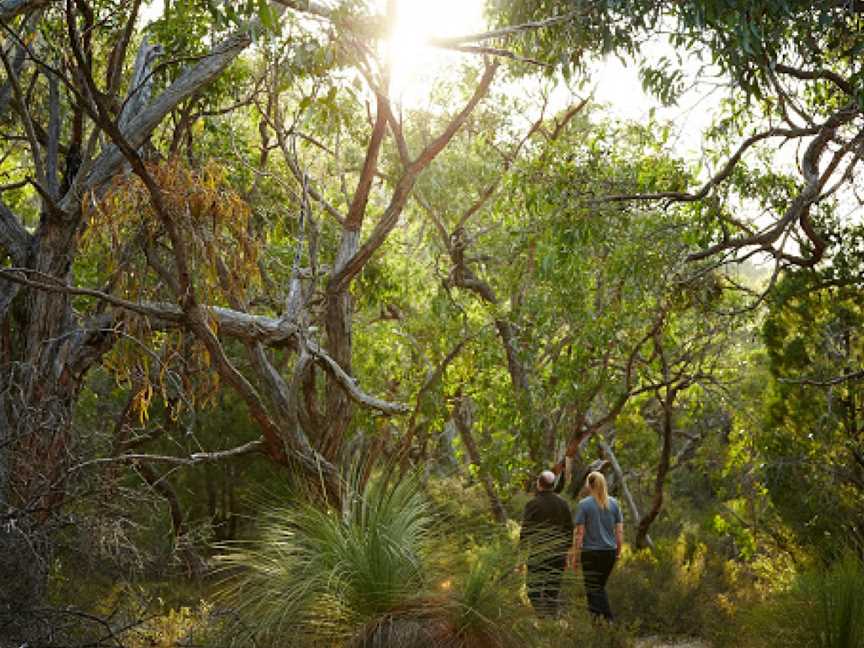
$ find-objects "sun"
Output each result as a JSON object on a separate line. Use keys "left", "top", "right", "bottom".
{"left": 385, "top": 0, "right": 486, "bottom": 104}
{"left": 141, "top": 0, "right": 485, "bottom": 106}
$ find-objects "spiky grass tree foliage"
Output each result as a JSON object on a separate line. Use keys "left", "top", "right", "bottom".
{"left": 217, "top": 473, "right": 544, "bottom": 648}
{"left": 347, "top": 521, "right": 533, "bottom": 648}
{"left": 217, "top": 474, "right": 433, "bottom": 646}
{"left": 445, "top": 536, "right": 532, "bottom": 647}
{"left": 796, "top": 553, "right": 864, "bottom": 648}
{"left": 742, "top": 552, "right": 864, "bottom": 648}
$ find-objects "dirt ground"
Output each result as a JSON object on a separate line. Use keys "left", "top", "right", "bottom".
{"left": 636, "top": 638, "right": 712, "bottom": 648}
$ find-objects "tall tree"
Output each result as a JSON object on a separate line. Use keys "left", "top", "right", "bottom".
{"left": 490, "top": 0, "right": 864, "bottom": 271}
{"left": 0, "top": 0, "right": 500, "bottom": 626}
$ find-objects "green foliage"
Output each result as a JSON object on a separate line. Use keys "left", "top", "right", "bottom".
{"left": 740, "top": 553, "right": 864, "bottom": 648}
{"left": 437, "top": 533, "right": 533, "bottom": 647}
{"left": 796, "top": 553, "right": 864, "bottom": 648}
{"left": 526, "top": 601, "right": 637, "bottom": 647}
{"left": 609, "top": 537, "right": 738, "bottom": 643}
{"left": 760, "top": 271, "right": 864, "bottom": 560}
{"left": 9, "top": 0, "right": 861, "bottom": 641}
{"left": 493, "top": 1, "right": 862, "bottom": 105}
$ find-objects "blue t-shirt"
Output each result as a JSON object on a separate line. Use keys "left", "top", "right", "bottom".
{"left": 574, "top": 496, "right": 623, "bottom": 551}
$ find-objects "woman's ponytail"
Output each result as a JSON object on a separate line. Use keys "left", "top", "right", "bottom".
{"left": 587, "top": 471, "right": 609, "bottom": 510}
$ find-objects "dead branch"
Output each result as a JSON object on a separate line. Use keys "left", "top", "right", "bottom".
{"left": 307, "top": 340, "right": 410, "bottom": 415}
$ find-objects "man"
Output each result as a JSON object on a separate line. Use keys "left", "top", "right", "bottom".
{"left": 519, "top": 469, "right": 574, "bottom": 616}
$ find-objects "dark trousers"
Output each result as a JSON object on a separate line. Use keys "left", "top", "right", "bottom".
{"left": 581, "top": 549, "right": 617, "bottom": 621}
{"left": 527, "top": 556, "right": 566, "bottom": 617}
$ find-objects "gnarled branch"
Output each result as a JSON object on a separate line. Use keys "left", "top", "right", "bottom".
{"left": 307, "top": 339, "right": 409, "bottom": 415}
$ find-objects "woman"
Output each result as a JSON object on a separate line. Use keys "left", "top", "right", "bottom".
{"left": 570, "top": 471, "right": 623, "bottom": 621}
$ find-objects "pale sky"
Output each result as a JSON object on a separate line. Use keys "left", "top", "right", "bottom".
{"left": 383, "top": 0, "right": 721, "bottom": 161}
{"left": 137, "top": 0, "right": 727, "bottom": 164}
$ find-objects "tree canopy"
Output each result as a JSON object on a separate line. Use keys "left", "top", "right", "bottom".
{"left": 0, "top": 0, "right": 862, "bottom": 645}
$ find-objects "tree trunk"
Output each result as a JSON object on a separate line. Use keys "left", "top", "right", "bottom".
{"left": 599, "top": 437, "right": 653, "bottom": 549}
{"left": 636, "top": 386, "right": 676, "bottom": 549}
{"left": 0, "top": 219, "right": 102, "bottom": 636}
{"left": 452, "top": 394, "right": 508, "bottom": 523}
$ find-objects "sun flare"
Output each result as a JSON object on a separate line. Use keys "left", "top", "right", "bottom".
{"left": 385, "top": 0, "right": 485, "bottom": 104}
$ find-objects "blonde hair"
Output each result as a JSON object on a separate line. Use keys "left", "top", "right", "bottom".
{"left": 587, "top": 471, "right": 609, "bottom": 510}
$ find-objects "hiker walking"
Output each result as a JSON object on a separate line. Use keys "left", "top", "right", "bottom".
{"left": 570, "top": 470, "right": 623, "bottom": 622}
{"left": 520, "top": 469, "right": 574, "bottom": 616}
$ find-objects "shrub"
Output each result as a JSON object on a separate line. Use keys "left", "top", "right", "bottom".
{"left": 740, "top": 552, "right": 864, "bottom": 648}
{"left": 216, "top": 473, "right": 535, "bottom": 647}
{"left": 442, "top": 533, "right": 531, "bottom": 647}
{"left": 525, "top": 594, "right": 637, "bottom": 648}
{"left": 606, "top": 534, "right": 738, "bottom": 643}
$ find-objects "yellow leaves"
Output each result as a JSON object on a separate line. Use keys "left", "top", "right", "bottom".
{"left": 101, "top": 328, "right": 225, "bottom": 429}
{"left": 206, "top": 311, "right": 219, "bottom": 337}
{"left": 77, "top": 157, "right": 263, "bottom": 420}
{"left": 132, "top": 383, "right": 154, "bottom": 425}
{"left": 124, "top": 600, "right": 214, "bottom": 648}
{"left": 80, "top": 157, "right": 263, "bottom": 304}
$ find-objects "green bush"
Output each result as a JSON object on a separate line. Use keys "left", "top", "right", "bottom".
{"left": 522, "top": 587, "right": 637, "bottom": 648}
{"left": 606, "top": 534, "right": 738, "bottom": 643}
{"left": 216, "top": 474, "right": 433, "bottom": 645}
{"left": 215, "top": 474, "right": 537, "bottom": 647}
{"left": 741, "top": 552, "right": 864, "bottom": 648}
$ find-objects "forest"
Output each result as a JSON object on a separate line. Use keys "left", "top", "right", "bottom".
{"left": 0, "top": 0, "right": 862, "bottom": 646}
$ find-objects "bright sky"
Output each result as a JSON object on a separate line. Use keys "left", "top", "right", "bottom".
{"left": 383, "top": 0, "right": 720, "bottom": 160}
{"left": 137, "top": 0, "right": 723, "bottom": 161}
{"left": 387, "top": 0, "right": 484, "bottom": 102}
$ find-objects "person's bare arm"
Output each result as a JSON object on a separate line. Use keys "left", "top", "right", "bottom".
{"left": 615, "top": 522, "right": 624, "bottom": 558}
{"left": 569, "top": 525, "right": 585, "bottom": 571}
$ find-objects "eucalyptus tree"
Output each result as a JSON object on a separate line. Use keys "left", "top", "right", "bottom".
{"left": 470, "top": 0, "right": 864, "bottom": 552}
{"left": 402, "top": 91, "right": 744, "bottom": 535}
{"left": 490, "top": 0, "right": 864, "bottom": 273}
{"left": 0, "top": 0, "right": 511, "bottom": 627}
